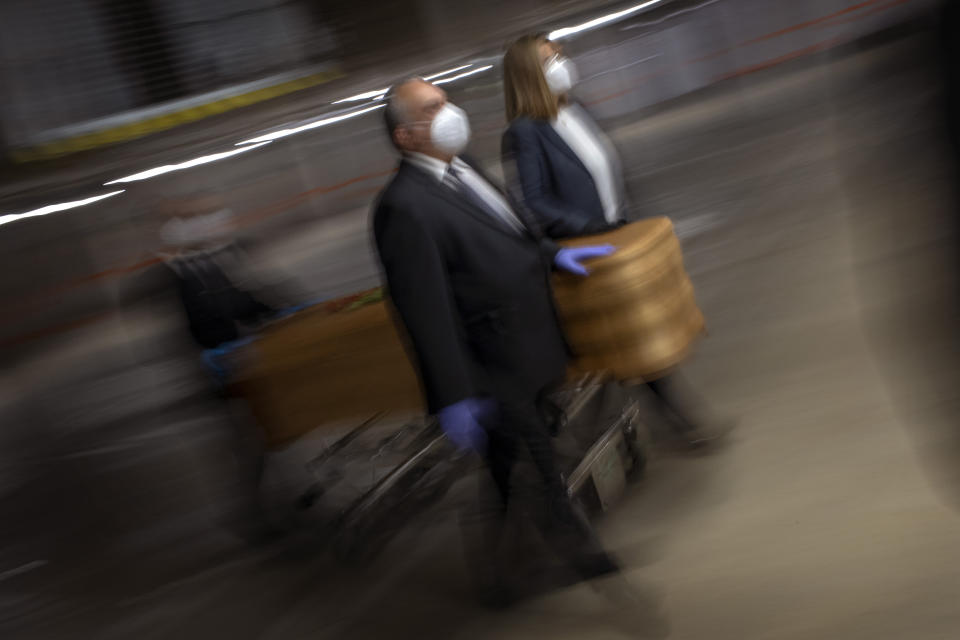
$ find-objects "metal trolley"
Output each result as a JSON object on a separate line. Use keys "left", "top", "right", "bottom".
{"left": 204, "top": 318, "right": 648, "bottom": 561}
{"left": 222, "top": 368, "right": 650, "bottom": 565}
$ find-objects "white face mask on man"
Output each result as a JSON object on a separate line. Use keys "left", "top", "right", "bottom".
{"left": 544, "top": 56, "right": 578, "bottom": 95}
{"left": 428, "top": 102, "right": 471, "bottom": 156}
{"left": 160, "top": 208, "right": 235, "bottom": 248}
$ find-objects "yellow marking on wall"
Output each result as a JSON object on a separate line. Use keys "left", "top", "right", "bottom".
{"left": 9, "top": 70, "right": 343, "bottom": 163}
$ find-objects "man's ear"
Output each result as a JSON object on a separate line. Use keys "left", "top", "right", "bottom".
{"left": 393, "top": 126, "right": 409, "bottom": 150}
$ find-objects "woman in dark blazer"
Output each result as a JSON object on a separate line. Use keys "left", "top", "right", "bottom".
{"left": 501, "top": 34, "right": 728, "bottom": 447}
{"left": 501, "top": 34, "right": 628, "bottom": 239}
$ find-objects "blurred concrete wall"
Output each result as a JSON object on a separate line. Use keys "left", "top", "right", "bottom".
{"left": 157, "top": 0, "right": 338, "bottom": 94}
{"left": 571, "top": 0, "right": 935, "bottom": 121}
{"left": 0, "top": 0, "right": 335, "bottom": 148}
{"left": 0, "top": 0, "right": 138, "bottom": 144}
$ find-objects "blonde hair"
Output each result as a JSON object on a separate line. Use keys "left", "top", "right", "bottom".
{"left": 503, "top": 34, "right": 558, "bottom": 122}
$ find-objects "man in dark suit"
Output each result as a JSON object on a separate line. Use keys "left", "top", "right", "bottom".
{"left": 372, "top": 77, "right": 620, "bottom": 603}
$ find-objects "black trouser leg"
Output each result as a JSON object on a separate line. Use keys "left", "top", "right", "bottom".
{"left": 459, "top": 422, "right": 516, "bottom": 600}
{"left": 219, "top": 394, "right": 278, "bottom": 542}
{"left": 646, "top": 374, "right": 702, "bottom": 433}
{"left": 488, "top": 393, "right": 617, "bottom": 580}
{"left": 486, "top": 424, "right": 517, "bottom": 509}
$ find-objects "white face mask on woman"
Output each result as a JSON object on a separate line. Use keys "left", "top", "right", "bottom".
{"left": 429, "top": 102, "right": 472, "bottom": 156}
{"left": 544, "top": 56, "right": 578, "bottom": 95}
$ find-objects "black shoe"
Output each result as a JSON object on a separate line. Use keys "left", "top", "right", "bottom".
{"left": 476, "top": 577, "right": 519, "bottom": 609}
{"left": 676, "top": 418, "right": 736, "bottom": 450}
{"left": 576, "top": 551, "right": 621, "bottom": 581}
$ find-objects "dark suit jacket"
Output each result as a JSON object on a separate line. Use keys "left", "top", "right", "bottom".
{"left": 373, "top": 156, "right": 569, "bottom": 413}
{"left": 122, "top": 246, "right": 281, "bottom": 350}
{"left": 167, "top": 254, "right": 275, "bottom": 349}
{"left": 502, "top": 108, "right": 627, "bottom": 239}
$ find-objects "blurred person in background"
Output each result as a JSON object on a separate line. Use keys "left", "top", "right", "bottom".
{"left": 373, "top": 76, "right": 659, "bottom": 612}
{"left": 502, "top": 33, "right": 729, "bottom": 449}
{"left": 156, "top": 197, "right": 279, "bottom": 351}
{"left": 151, "top": 193, "right": 317, "bottom": 373}
{"left": 125, "top": 192, "right": 307, "bottom": 543}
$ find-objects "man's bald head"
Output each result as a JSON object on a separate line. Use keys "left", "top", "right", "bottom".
{"left": 383, "top": 76, "right": 422, "bottom": 141}
{"left": 383, "top": 77, "right": 449, "bottom": 156}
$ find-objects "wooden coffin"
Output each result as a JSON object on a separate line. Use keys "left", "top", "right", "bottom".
{"left": 232, "top": 219, "right": 702, "bottom": 446}
{"left": 229, "top": 295, "right": 423, "bottom": 447}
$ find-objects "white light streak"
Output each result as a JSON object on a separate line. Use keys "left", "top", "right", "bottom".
{"left": 0, "top": 190, "right": 125, "bottom": 228}
{"left": 549, "top": 0, "right": 665, "bottom": 40}
{"left": 621, "top": 0, "right": 721, "bottom": 31}
{"left": 236, "top": 104, "right": 386, "bottom": 145}
{"left": 433, "top": 65, "right": 494, "bottom": 85}
{"left": 104, "top": 142, "right": 271, "bottom": 184}
{"left": 424, "top": 64, "right": 473, "bottom": 80}
{"left": 332, "top": 88, "right": 389, "bottom": 104}
{"left": 331, "top": 64, "right": 474, "bottom": 104}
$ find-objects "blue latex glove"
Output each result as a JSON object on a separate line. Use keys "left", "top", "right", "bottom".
{"left": 273, "top": 296, "right": 328, "bottom": 320}
{"left": 273, "top": 306, "right": 302, "bottom": 320}
{"left": 554, "top": 244, "right": 616, "bottom": 276}
{"left": 201, "top": 335, "right": 256, "bottom": 386}
{"left": 437, "top": 398, "right": 496, "bottom": 453}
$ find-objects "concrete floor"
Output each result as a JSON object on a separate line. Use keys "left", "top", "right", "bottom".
{"left": 3, "top": 27, "right": 960, "bottom": 640}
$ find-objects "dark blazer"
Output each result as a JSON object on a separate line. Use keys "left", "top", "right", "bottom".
{"left": 502, "top": 109, "right": 627, "bottom": 239}
{"left": 373, "top": 157, "right": 569, "bottom": 413}
{"left": 167, "top": 254, "right": 275, "bottom": 349}
{"left": 122, "top": 247, "right": 280, "bottom": 350}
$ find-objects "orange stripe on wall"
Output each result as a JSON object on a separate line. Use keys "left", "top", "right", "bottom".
{"left": 3, "top": 168, "right": 397, "bottom": 324}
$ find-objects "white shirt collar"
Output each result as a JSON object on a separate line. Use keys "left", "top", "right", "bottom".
{"left": 404, "top": 152, "right": 525, "bottom": 233}
{"left": 405, "top": 152, "right": 472, "bottom": 182}
{"left": 405, "top": 151, "right": 449, "bottom": 182}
